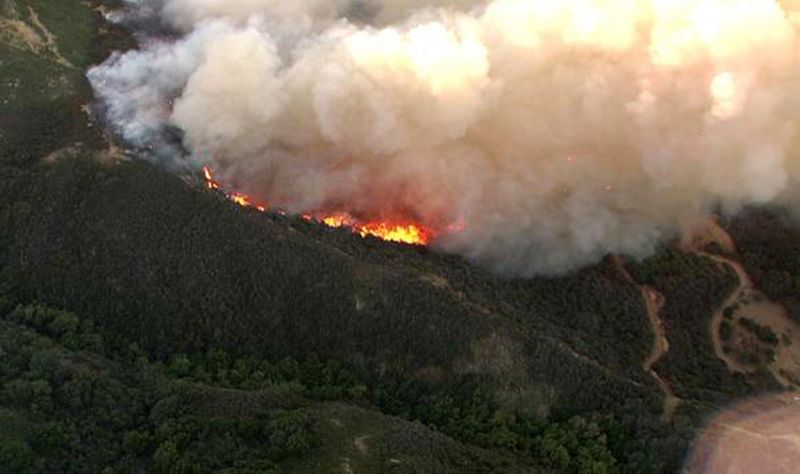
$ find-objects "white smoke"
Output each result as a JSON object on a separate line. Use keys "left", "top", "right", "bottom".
{"left": 89, "top": 0, "right": 800, "bottom": 275}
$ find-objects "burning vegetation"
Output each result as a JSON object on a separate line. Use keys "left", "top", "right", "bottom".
{"left": 202, "top": 166, "right": 434, "bottom": 245}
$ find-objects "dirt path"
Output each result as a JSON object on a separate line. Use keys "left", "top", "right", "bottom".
{"left": 704, "top": 253, "right": 755, "bottom": 374}
{"left": 688, "top": 219, "right": 800, "bottom": 387}
{"left": 641, "top": 286, "right": 681, "bottom": 421}
{"left": 613, "top": 257, "right": 681, "bottom": 421}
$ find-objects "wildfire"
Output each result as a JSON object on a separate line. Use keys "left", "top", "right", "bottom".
{"left": 319, "top": 212, "right": 433, "bottom": 245}
{"left": 201, "top": 167, "right": 434, "bottom": 245}
{"left": 202, "top": 167, "right": 219, "bottom": 190}
{"left": 356, "top": 221, "right": 433, "bottom": 245}
{"left": 229, "top": 192, "right": 266, "bottom": 212}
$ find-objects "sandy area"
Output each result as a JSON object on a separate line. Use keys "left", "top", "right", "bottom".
{"left": 686, "top": 392, "right": 800, "bottom": 473}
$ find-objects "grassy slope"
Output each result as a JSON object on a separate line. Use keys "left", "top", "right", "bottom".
{"left": 0, "top": 0, "right": 794, "bottom": 472}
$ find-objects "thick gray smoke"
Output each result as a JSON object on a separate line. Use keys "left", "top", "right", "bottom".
{"left": 90, "top": 0, "right": 800, "bottom": 275}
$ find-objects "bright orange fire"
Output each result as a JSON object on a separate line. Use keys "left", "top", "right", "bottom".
{"left": 203, "top": 167, "right": 268, "bottom": 211}
{"left": 356, "top": 221, "right": 432, "bottom": 245}
{"left": 202, "top": 167, "right": 220, "bottom": 190}
{"left": 201, "top": 167, "right": 433, "bottom": 246}
{"left": 321, "top": 213, "right": 352, "bottom": 228}
{"left": 229, "top": 192, "right": 266, "bottom": 212}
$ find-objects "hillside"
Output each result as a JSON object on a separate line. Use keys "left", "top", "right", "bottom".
{"left": 1, "top": 1, "right": 799, "bottom": 472}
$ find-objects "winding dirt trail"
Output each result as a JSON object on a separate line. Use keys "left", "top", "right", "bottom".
{"left": 703, "top": 254, "right": 754, "bottom": 374}
{"left": 642, "top": 286, "right": 682, "bottom": 421}
{"left": 688, "top": 219, "right": 800, "bottom": 387}
{"left": 613, "top": 256, "right": 681, "bottom": 421}
{"left": 687, "top": 220, "right": 753, "bottom": 373}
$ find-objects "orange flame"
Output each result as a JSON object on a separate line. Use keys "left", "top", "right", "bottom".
{"left": 355, "top": 221, "right": 432, "bottom": 245}
{"left": 201, "top": 167, "right": 434, "bottom": 246}
{"left": 203, "top": 167, "right": 267, "bottom": 211}
{"left": 321, "top": 213, "right": 353, "bottom": 228}
{"left": 202, "top": 166, "right": 220, "bottom": 190}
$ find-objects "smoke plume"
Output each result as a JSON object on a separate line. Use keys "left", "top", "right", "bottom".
{"left": 89, "top": 0, "right": 800, "bottom": 275}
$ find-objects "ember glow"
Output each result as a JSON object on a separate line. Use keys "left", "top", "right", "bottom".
{"left": 201, "top": 167, "right": 433, "bottom": 245}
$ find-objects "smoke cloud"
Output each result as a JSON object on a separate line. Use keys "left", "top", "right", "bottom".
{"left": 90, "top": 0, "right": 800, "bottom": 275}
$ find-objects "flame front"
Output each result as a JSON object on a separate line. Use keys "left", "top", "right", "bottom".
{"left": 201, "top": 167, "right": 434, "bottom": 246}
{"left": 356, "top": 222, "right": 432, "bottom": 245}
{"left": 321, "top": 213, "right": 432, "bottom": 245}
{"left": 202, "top": 167, "right": 219, "bottom": 190}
